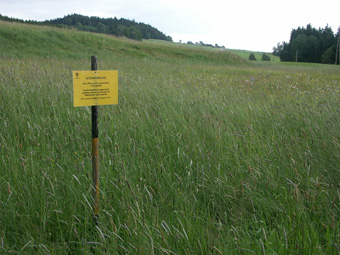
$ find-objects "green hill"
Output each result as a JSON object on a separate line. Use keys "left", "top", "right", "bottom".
{"left": 0, "top": 13, "right": 172, "bottom": 42}
{"left": 0, "top": 20, "right": 247, "bottom": 66}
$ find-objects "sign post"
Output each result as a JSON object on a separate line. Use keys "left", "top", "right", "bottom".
{"left": 91, "top": 56, "right": 100, "bottom": 222}
{"left": 72, "top": 56, "right": 118, "bottom": 223}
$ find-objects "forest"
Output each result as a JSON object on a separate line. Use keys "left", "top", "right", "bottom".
{"left": 0, "top": 13, "right": 172, "bottom": 42}
{"left": 273, "top": 24, "right": 340, "bottom": 64}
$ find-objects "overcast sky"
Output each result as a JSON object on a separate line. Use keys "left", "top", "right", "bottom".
{"left": 1, "top": 0, "right": 339, "bottom": 52}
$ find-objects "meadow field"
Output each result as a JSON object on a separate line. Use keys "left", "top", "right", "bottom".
{"left": 0, "top": 21, "right": 340, "bottom": 254}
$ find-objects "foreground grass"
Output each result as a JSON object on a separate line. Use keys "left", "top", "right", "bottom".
{"left": 1, "top": 21, "right": 340, "bottom": 254}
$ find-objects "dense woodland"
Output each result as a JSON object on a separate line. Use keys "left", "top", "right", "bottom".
{"left": 273, "top": 24, "right": 340, "bottom": 64}
{"left": 0, "top": 13, "right": 172, "bottom": 42}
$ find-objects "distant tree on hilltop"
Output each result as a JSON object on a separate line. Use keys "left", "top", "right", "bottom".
{"left": 45, "top": 14, "right": 172, "bottom": 41}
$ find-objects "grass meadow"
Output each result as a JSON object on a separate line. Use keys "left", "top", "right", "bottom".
{"left": 0, "top": 21, "right": 340, "bottom": 254}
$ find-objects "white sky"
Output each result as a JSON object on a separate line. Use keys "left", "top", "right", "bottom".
{"left": 1, "top": 0, "right": 339, "bottom": 52}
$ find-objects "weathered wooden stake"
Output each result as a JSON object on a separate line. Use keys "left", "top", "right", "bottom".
{"left": 335, "top": 36, "right": 339, "bottom": 65}
{"left": 91, "top": 56, "right": 100, "bottom": 223}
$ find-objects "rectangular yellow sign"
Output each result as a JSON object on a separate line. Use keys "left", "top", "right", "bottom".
{"left": 72, "top": 70, "right": 118, "bottom": 107}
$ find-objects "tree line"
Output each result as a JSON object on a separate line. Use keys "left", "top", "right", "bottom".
{"left": 0, "top": 13, "right": 172, "bottom": 42}
{"left": 186, "top": 41, "right": 225, "bottom": 49}
{"left": 273, "top": 24, "right": 340, "bottom": 64}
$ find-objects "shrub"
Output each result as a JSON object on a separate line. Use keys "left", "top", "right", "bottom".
{"left": 261, "top": 53, "right": 271, "bottom": 61}
{"left": 321, "top": 45, "right": 336, "bottom": 64}
{"left": 249, "top": 53, "right": 257, "bottom": 61}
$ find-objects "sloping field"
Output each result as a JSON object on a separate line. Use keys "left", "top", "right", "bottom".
{"left": 0, "top": 20, "right": 247, "bottom": 65}
{"left": 0, "top": 21, "right": 339, "bottom": 254}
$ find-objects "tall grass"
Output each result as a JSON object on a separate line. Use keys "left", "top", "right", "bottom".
{"left": 0, "top": 21, "right": 340, "bottom": 254}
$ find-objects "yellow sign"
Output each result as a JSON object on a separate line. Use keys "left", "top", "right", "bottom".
{"left": 73, "top": 70, "right": 118, "bottom": 107}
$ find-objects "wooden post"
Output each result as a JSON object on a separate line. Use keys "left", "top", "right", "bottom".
{"left": 336, "top": 36, "right": 339, "bottom": 65}
{"left": 338, "top": 37, "right": 340, "bottom": 65}
{"left": 296, "top": 51, "right": 298, "bottom": 63}
{"left": 91, "top": 56, "right": 100, "bottom": 223}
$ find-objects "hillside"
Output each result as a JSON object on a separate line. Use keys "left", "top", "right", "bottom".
{"left": 0, "top": 13, "right": 172, "bottom": 42}
{"left": 0, "top": 20, "right": 247, "bottom": 66}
